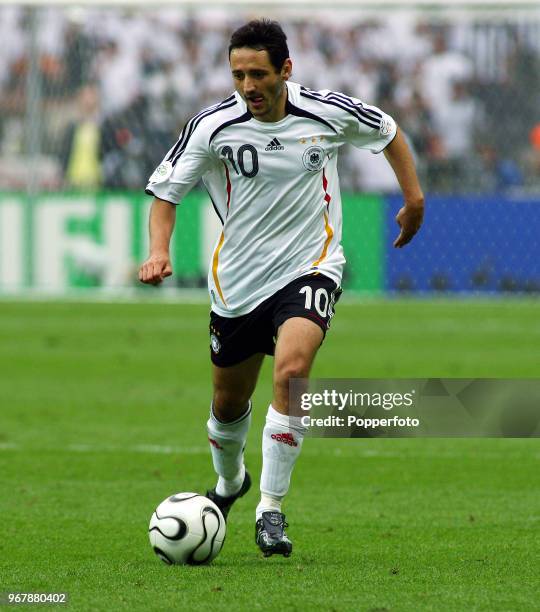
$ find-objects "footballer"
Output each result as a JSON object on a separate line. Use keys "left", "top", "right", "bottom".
{"left": 139, "top": 19, "right": 424, "bottom": 557}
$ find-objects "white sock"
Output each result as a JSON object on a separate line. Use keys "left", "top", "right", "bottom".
{"left": 256, "top": 404, "right": 306, "bottom": 520}
{"left": 258, "top": 493, "right": 282, "bottom": 516}
{"left": 207, "top": 401, "right": 251, "bottom": 497}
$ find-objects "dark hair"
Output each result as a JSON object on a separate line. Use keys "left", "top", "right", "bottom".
{"left": 229, "top": 19, "right": 289, "bottom": 72}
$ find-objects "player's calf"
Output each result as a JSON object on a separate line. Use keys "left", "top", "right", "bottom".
{"left": 206, "top": 401, "right": 252, "bottom": 517}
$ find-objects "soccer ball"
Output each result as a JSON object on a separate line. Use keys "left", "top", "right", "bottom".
{"left": 148, "top": 492, "right": 226, "bottom": 565}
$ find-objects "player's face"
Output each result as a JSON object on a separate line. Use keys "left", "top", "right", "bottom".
{"left": 230, "top": 47, "right": 292, "bottom": 123}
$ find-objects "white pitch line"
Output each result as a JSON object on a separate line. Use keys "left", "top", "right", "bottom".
{"left": 0, "top": 442, "right": 18, "bottom": 450}
{"left": 0, "top": 441, "right": 394, "bottom": 457}
{"left": 0, "top": 442, "right": 535, "bottom": 460}
{"left": 133, "top": 444, "right": 209, "bottom": 455}
{"left": 67, "top": 443, "right": 209, "bottom": 455}
{"left": 0, "top": 442, "right": 209, "bottom": 454}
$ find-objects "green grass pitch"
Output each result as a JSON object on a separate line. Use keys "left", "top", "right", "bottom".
{"left": 0, "top": 298, "right": 539, "bottom": 611}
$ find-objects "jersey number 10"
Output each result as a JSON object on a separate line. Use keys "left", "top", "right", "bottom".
{"left": 299, "top": 285, "right": 329, "bottom": 318}
{"left": 221, "top": 145, "right": 259, "bottom": 178}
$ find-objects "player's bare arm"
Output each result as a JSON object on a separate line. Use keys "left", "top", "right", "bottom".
{"left": 383, "top": 127, "right": 425, "bottom": 248}
{"left": 138, "top": 198, "right": 176, "bottom": 285}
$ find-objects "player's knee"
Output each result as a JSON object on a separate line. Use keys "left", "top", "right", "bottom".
{"left": 275, "top": 357, "right": 310, "bottom": 389}
{"left": 212, "top": 388, "right": 250, "bottom": 421}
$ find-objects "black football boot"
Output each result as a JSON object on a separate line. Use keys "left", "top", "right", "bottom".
{"left": 205, "top": 470, "right": 251, "bottom": 521}
{"left": 255, "top": 511, "right": 292, "bottom": 557}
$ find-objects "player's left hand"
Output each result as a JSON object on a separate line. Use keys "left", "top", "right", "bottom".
{"left": 393, "top": 203, "right": 424, "bottom": 248}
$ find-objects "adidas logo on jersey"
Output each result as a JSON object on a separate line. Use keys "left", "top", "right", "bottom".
{"left": 265, "top": 137, "right": 285, "bottom": 151}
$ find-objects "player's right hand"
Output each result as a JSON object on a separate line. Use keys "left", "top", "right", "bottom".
{"left": 138, "top": 253, "right": 173, "bottom": 285}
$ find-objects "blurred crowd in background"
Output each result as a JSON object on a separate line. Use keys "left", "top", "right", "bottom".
{"left": 1, "top": 6, "right": 540, "bottom": 194}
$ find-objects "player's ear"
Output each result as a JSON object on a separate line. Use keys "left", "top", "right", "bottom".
{"left": 281, "top": 58, "right": 292, "bottom": 81}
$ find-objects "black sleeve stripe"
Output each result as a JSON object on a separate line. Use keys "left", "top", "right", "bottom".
{"left": 209, "top": 111, "right": 252, "bottom": 143}
{"left": 167, "top": 122, "right": 189, "bottom": 163}
{"left": 168, "top": 96, "right": 237, "bottom": 167}
{"left": 326, "top": 90, "right": 382, "bottom": 120}
{"left": 286, "top": 99, "right": 338, "bottom": 134}
{"left": 170, "top": 99, "right": 238, "bottom": 167}
{"left": 171, "top": 99, "right": 237, "bottom": 167}
{"left": 168, "top": 109, "right": 209, "bottom": 162}
{"left": 325, "top": 94, "right": 381, "bottom": 128}
{"left": 304, "top": 91, "right": 382, "bottom": 129}
{"left": 300, "top": 90, "right": 379, "bottom": 130}
{"left": 167, "top": 95, "right": 235, "bottom": 162}
{"left": 301, "top": 85, "right": 382, "bottom": 120}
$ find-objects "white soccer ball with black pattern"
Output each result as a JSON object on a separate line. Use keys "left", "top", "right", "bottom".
{"left": 148, "top": 492, "right": 226, "bottom": 565}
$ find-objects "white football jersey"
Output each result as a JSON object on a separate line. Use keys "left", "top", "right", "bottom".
{"left": 146, "top": 81, "right": 396, "bottom": 317}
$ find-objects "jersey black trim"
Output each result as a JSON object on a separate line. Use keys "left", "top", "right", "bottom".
{"left": 209, "top": 111, "right": 252, "bottom": 143}
{"left": 300, "top": 88, "right": 380, "bottom": 130}
{"left": 209, "top": 195, "right": 225, "bottom": 225}
{"left": 144, "top": 188, "right": 177, "bottom": 206}
{"left": 169, "top": 97, "right": 238, "bottom": 168}
{"left": 167, "top": 94, "right": 235, "bottom": 162}
{"left": 302, "top": 90, "right": 379, "bottom": 129}
{"left": 326, "top": 90, "right": 382, "bottom": 121}
{"left": 285, "top": 99, "right": 338, "bottom": 134}
{"left": 301, "top": 86, "right": 382, "bottom": 123}
{"left": 324, "top": 93, "right": 381, "bottom": 127}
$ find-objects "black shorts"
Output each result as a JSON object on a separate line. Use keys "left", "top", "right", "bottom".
{"left": 209, "top": 273, "right": 342, "bottom": 367}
